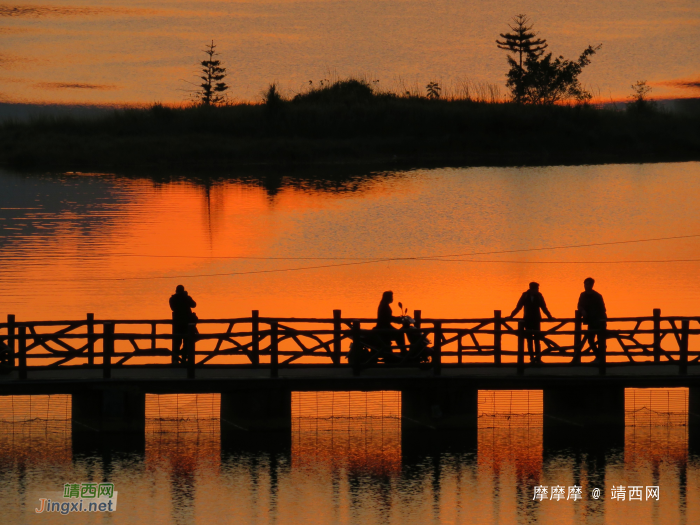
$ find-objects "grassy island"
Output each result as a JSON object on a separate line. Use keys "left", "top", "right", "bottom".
{"left": 1, "top": 79, "right": 699, "bottom": 170}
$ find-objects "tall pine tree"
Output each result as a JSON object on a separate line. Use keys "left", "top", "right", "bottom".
{"left": 197, "top": 41, "right": 229, "bottom": 106}
{"left": 496, "top": 15, "right": 548, "bottom": 102}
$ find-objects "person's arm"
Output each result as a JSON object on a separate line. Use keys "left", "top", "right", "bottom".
{"left": 578, "top": 292, "right": 591, "bottom": 321}
{"left": 540, "top": 295, "right": 554, "bottom": 319}
{"left": 509, "top": 294, "right": 525, "bottom": 318}
{"left": 188, "top": 296, "right": 196, "bottom": 308}
{"left": 599, "top": 293, "right": 606, "bottom": 319}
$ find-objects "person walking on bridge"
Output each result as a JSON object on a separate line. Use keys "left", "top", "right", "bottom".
{"left": 508, "top": 282, "right": 554, "bottom": 364}
{"left": 169, "top": 284, "right": 197, "bottom": 364}
{"left": 577, "top": 277, "right": 607, "bottom": 364}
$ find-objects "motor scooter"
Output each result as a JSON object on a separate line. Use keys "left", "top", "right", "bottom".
{"left": 347, "top": 302, "right": 431, "bottom": 373}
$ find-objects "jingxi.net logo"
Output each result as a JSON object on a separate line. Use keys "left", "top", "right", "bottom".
{"left": 35, "top": 483, "right": 118, "bottom": 515}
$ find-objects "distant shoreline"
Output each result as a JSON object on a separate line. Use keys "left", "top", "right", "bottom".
{"left": 1, "top": 93, "right": 698, "bottom": 171}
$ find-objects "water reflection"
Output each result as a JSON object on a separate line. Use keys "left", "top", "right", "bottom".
{"left": 292, "top": 391, "right": 402, "bottom": 476}
{"left": 0, "top": 419, "right": 698, "bottom": 523}
{"left": 3, "top": 163, "right": 700, "bottom": 323}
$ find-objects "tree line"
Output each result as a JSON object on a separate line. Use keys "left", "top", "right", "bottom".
{"left": 189, "top": 16, "right": 652, "bottom": 109}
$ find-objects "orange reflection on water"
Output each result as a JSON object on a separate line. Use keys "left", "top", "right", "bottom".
{"left": 291, "top": 391, "right": 401, "bottom": 476}
{"left": 625, "top": 388, "right": 689, "bottom": 468}
{"left": 3, "top": 163, "right": 700, "bottom": 329}
{"left": 0, "top": 395, "right": 71, "bottom": 468}
{"left": 144, "top": 394, "right": 221, "bottom": 476}
{"left": 0, "top": 429, "right": 71, "bottom": 469}
{"left": 145, "top": 433, "right": 220, "bottom": 475}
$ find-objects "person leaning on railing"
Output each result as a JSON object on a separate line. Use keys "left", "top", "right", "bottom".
{"left": 577, "top": 277, "right": 607, "bottom": 364}
{"left": 508, "top": 282, "right": 554, "bottom": 364}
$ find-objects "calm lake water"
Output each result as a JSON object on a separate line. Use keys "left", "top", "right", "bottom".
{"left": 0, "top": 390, "right": 697, "bottom": 525}
{"left": 0, "top": 0, "right": 698, "bottom": 104}
{"left": 1, "top": 162, "right": 700, "bottom": 322}
{"left": 2, "top": 162, "right": 700, "bottom": 524}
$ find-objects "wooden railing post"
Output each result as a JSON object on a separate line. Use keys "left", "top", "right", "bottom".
{"left": 333, "top": 310, "right": 341, "bottom": 366}
{"left": 517, "top": 321, "right": 525, "bottom": 376}
{"left": 680, "top": 319, "right": 689, "bottom": 376}
{"left": 351, "top": 321, "right": 361, "bottom": 376}
{"left": 493, "top": 310, "right": 502, "bottom": 365}
{"left": 7, "top": 314, "right": 15, "bottom": 369}
{"left": 87, "top": 313, "right": 95, "bottom": 366}
{"left": 433, "top": 321, "right": 442, "bottom": 376}
{"left": 270, "top": 322, "right": 279, "bottom": 378}
{"left": 653, "top": 308, "right": 661, "bottom": 363}
{"left": 150, "top": 321, "right": 157, "bottom": 351}
{"left": 186, "top": 323, "right": 196, "bottom": 379}
{"left": 573, "top": 310, "right": 582, "bottom": 364}
{"left": 252, "top": 310, "right": 260, "bottom": 366}
{"left": 103, "top": 322, "right": 114, "bottom": 379}
{"left": 18, "top": 325, "right": 27, "bottom": 380}
{"left": 414, "top": 310, "right": 422, "bottom": 330}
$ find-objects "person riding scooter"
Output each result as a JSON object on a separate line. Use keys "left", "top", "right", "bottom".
{"left": 374, "top": 290, "right": 407, "bottom": 355}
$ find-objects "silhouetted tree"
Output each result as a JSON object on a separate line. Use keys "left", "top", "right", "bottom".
{"left": 426, "top": 81, "right": 441, "bottom": 99}
{"left": 627, "top": 80, "right": 655, "bottom": 112}
{"left": 517, "top": 45, "right": 601, "bottom": 105}
{"left": 496, "top": 14, "right": 548, "bottom": 102}
{"left": 197, "top": 41, "right": 229, "bottom": 106}
{"left": 497, "top": 15, "right": 600, "bottom": 105}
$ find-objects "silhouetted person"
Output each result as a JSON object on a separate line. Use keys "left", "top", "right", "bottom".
{"left": 375, "top": 290, "right": 407, "bottom": 354}
{"left": 509, "top": 282, "right": 554, "bottom": 363}
{"left": 577, "top": 277, "right": 607, "bottom": 363}
{"left": 170, "top": 284, "right": 197, "bottom": 364}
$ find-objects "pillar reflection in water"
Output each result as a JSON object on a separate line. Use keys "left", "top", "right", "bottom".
{"left": 0, "top": 394, "right": 72, "bottom": 469}
{"left": 290, "top": 391, "right": 401, "bottom": 524}
{"left": 145, "top": 394, "right": 221, "bottom": 525}
{"left": 291, "top": 391, "right": 401, "bottom": 475}
{"left": 618, "top": 388, "right": 690, "bottom": 525}
{"left": 0, "top": 395, "right": 72, "bottom": 524}
{"left": 478, "top": 390, "right": 543, "bottom": 523}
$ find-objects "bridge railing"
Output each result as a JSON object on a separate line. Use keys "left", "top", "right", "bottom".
{"left": 1, "top": 309, "right": 699, "bottom": 379}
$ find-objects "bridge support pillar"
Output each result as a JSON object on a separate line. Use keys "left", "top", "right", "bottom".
{"left": 221, "top": 388, "right": 291, "bottom": 432}
{"left": 543, "top": 385, "right": 625, "bottom": 448}
{"left": 543, "top": 385, "right": 625, "bottom": 429}
{"left": 72, "top": 389, "right": 145, "bottom": 433}
{"left": 401, "top": 383, "right": 478, "bottom": 431}
{"left": 689, "top": 387, "right": 700, "bottom": 452}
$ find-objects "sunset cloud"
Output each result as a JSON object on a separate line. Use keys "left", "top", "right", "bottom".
{"left": 658, "top": 76, "right": 700, "bottom": 93}
{"left": 35, "top": 82, "right": 119, "bottom": 90}
{"left": 0, "top": 4, "right": 154, "bottom": 17}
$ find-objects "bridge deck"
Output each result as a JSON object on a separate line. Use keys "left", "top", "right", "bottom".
{"left": 2, "top": 364, "right": 699, "bottom": 395}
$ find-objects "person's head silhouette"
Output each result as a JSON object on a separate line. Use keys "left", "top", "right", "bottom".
{"left": 381, "top": 290, "right": 394, "bottom": 304}
{"left": 529, "top": 282, "right": 539, "bottom": 292}
{"left": 584, "top": 277, "right": 595, "bottom": 291}
{"left": 175, "top": 284, "right": 185, "bottom": 294}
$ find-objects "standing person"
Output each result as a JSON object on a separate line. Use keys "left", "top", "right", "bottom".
{"left": 577, "top": 277, "right": 607, "bottom": 364}
{"left": 169, "top": 284, "right": 197, "bottom": 364}
{"left": 509, "top": 282, "right": 554, "bottom": 363}
{"left": 375, "top": 291, "right": 407, "bottom": 354}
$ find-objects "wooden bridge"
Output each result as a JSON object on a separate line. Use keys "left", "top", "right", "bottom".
{"left": 1, "top": 309, "right": 700, "bottom": 438}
